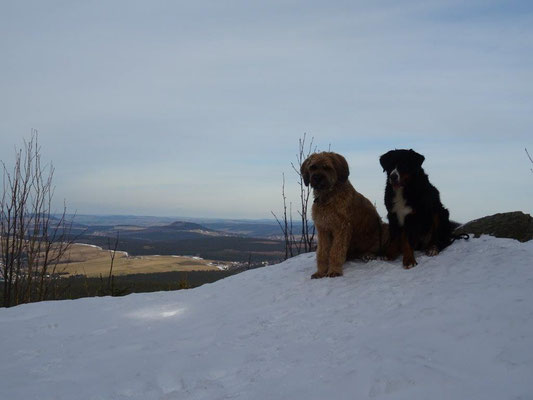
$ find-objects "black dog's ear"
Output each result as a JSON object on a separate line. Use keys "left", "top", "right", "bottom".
{"left": 408, "top": 149, "right": 425, "bottom": 168}
{"left": 301, "top": 155, "right": 313, "bottom": 187}
{"left": 331, "top": 153, "right": 349, "bottom": 183}
{"left": 379, "top": 150, "right": 396, "bottom": 172}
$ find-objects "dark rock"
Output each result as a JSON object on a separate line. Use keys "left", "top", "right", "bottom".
{"left": 454, "top": 211, "right": 533, "bottom": 242}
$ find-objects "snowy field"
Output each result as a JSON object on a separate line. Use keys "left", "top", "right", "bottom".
{"left": 1, "top": 236, "right": 532, "bottom": 400}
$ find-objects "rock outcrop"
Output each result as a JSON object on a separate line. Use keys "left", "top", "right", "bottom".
{"left": 455, "top": 211, "right": 533, "bottom": 242}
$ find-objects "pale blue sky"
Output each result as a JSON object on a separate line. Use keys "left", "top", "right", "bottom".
{"left": 1, "top": 0, "right": 532, "bottom": 221}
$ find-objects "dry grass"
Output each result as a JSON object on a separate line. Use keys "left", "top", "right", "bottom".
{"left": 60, "top": 243, "right": 224, "bottom": 277}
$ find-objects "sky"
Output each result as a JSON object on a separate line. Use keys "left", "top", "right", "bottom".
{"left": 1, "top": 0, "right": 532, "bottom": 221}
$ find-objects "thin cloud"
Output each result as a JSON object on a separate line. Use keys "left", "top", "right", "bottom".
{"left": 1, "top": 1, "right": 532, "bottom": 219}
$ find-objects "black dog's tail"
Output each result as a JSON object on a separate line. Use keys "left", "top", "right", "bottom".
{"left": 451, "top": 232, "right": 470, "bottom": 243}
{"left": 449, "top": 220, "right": 470, "bottom": 243}
{"left": 450, "top": 220, "right": 463, "bottom": 230}
{"left": 443, "top": 219, "right": 470, "bottom": 246}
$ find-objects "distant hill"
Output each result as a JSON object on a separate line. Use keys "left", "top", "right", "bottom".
{"left": 166, "top": 221, "right": 208, "bottom": 230}
{"left": 60, "top": 214, "right": 306, "bottom": 239}
{"left": 199, "top": 221, "right": 284, "bottom": 238}
{"left": 116, "top": 221, "right": 231, "bottom": 242}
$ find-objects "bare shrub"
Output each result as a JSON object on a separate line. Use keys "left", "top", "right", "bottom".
{"left": 0, "top": 131, "right": 75, "bottom": 307}
{"left": 272, "top": 134, "right": 317, "bottom": 260}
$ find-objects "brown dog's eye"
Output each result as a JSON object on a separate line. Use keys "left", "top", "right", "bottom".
{"left": 309, "top": 165, "right": 317, "bottom": 171}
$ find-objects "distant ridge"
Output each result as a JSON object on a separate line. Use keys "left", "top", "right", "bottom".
{"left": 117, "top": 221, "right": 230, "bottom": 242}
{"left": 165, "top": 221, "right": 214, "bottom": 231}
{"left": 61, "top": 214, "right": 290, "bottom": 239}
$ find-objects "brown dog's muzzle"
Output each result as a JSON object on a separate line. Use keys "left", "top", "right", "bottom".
{"left": 310, "top": 173, "right": 329, "bottom": 190}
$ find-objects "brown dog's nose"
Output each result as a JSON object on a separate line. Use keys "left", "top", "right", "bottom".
{"left": 310, "top": 174, "right": 324, "bottom": 186}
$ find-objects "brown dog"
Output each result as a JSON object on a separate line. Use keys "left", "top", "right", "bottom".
{"left": 301, "top": 152, "right": 388, "bottom": 278}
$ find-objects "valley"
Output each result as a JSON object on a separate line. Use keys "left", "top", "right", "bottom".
{"left": 61, "top": 243, "right": 227, "bottom": 277}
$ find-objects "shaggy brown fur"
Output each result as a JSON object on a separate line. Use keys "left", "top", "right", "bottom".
{"left": 301, "top": 152, "right": 388, "bottom": 279}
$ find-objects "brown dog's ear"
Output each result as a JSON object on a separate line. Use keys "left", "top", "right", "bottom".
{"left": 408, "top": 149, "right": 425, "bottom": 168}
{"left": 379, "top": 150, "right": 396, "bottom": 172}
{"left": 331, "top": 153, "right": 349, "bottom": 183}
{"left": 301, "top": 155, "right": 313, "bottom": 186}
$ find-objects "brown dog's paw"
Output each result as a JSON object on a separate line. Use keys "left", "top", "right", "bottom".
{"left": 426, "top": 246, "right": 439, "bottom": 257}
{"left": 402, "top": 255, "right": 418, "bottom": 269}
{"left": 326, "top": 271, "right": 343, "bottom": 278}
{"left": 311, "top": 272, "right": 326, "bottom": 279}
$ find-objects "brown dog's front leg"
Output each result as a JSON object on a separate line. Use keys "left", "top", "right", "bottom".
{"left": 312, "top": 227, "right": 331, "bottom": 279}
{"left": 326, "top": 227, "right": 350, "bottom": 277}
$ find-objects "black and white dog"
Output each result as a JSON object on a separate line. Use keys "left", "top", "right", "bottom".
{"left": 379, "top": 149, "right": 457, "bottom": 268}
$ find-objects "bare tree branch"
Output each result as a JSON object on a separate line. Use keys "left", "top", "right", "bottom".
{"left": 271, "top": 173, "right": 293, "bottom": 259}
{"left": 272, "top": 134, "right": 318, "bottom": 260}
{"left": 1, "top": 130, "right": 75, "bottom": 307}
{"left": 107, "top": 231, "right": 120, "bottom": 293}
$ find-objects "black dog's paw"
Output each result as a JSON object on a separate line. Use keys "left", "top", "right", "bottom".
{"left": 426, "top": 245, "right": 439, "bottom": 257}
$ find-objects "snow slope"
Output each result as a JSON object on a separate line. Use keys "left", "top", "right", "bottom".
{"left": 1, "top": 236, "right": 532, "bottom": 400}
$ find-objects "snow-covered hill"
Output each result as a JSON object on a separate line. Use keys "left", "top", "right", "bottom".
{"left": 1, "top": 236, "right": 532, "bottom": 400}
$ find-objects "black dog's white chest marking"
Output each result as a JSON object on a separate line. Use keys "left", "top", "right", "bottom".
{"left": 391, "top": 187, "right": 412, "bottom": 226}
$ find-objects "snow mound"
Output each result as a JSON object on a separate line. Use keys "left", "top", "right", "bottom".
{"left": 1, "top": 236, "right": 532, "bottom": 400}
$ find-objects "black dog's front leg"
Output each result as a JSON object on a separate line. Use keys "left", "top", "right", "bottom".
{"left": 402, "top": 214, "right": 420, "bottom": 268}
{"left": 385, "top": 213, "right": 402, "bottom": 260}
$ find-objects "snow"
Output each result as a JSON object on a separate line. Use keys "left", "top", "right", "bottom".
{"left": 1, "top": 236, "right": 532, "bottom": 400}
{"left": 74, "top": 243, "right": 103, "bottom": 249}
{"left": 74, "top": 242, "right": 129, "bottom": 257}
